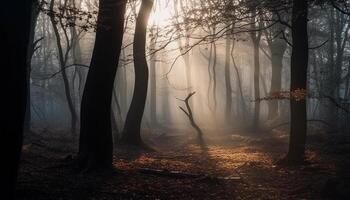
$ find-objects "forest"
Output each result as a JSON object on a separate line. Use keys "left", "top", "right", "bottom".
{"left": 2, "top": 0, "right": 350, "bottom": 199}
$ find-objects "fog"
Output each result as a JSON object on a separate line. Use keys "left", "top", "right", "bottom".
{"left": 28, "top": 0, "right": 350, "bottom": 137}
{"left": 5, "top": 0, "right": 350, "bottom": 199}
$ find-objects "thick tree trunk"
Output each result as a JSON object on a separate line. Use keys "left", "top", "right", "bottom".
{"left": 121, "top": 0, "right": 154, "bottom": 146}
{"left": 24, "top": 1, "right": 39, "bottom": 133}
{"left": 1, "top": 1, "right": 32, "bottom": 198}
{"left": 286, "top": 0, "right": 309, "bottom": 164}
{"left": 78, "top": 0, "right": 127, "bottom": 170}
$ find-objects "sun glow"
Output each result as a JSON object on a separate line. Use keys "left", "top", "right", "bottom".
{"left": 149, "top": 1, "right": 173, "bottom": 27}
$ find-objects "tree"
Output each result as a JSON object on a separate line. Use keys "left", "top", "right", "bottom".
{"left": 149, "top": 25, "right": 158, "bottom": 127}
{"left": 1, "top": 1, "right": 33, "bottom": 198}
{"left": 78, "top": 0, "right": 127, "bottom": 170}
{"left": 224, "top": 32, "right": 233, "bottom": 123}
{"left": 178, "top": 92, "right": 203, "bottom": 140}
{"left": 266, "top": 14, "right": 287, "bottom": 120}
{"left": 174, "top": 0, "right": 193, "bottom": 103}
{"left": 24, "top": 0, "right": 40, "bottom": 133}
{"left": 285, "top": 0, "right": 309, "bottom": 164}
{"left": 49, "top": 0, "right": 79, "bottom": 136}
{"left": 250, "top": 7, "right": 263, "bottom": 130}
{"left": 121, "top": 0, "right": 154, "bottom": 146}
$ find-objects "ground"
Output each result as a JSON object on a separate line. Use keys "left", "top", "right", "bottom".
{"left": 16, "top": 128, "right": 350, "bottom": 200}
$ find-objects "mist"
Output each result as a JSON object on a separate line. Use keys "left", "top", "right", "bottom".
{"left": 2, "top": 0, "right": 350, "bottom": 199}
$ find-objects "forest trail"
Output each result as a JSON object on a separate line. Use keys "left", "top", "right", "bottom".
{"left": 16, "top": 130, "right": 348, "bottom": 200}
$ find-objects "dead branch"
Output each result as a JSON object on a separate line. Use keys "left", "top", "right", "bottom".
{"left": 177, "top": 92, "right": 203, "bottom": 138}
{"left": 138, "top": 168, "right": 241, "bottom": 182}
{"left": 323, "top": 95, "right": 350, "bottom": 114}
{"left": 32, "top": 63, "right": 89, "bottom": 80}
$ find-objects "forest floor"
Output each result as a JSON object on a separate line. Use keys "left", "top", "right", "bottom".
{"left": 16, "top": 127, "right": 350, "bottom": 200}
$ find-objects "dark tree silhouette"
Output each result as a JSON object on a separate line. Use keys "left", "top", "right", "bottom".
{"left": 121, "top": 0, "right": 154, "bottom": 146}
{"left": 24, "top": 0, "right": 40, "bottom": 133}
{"left": 285, "top": 0, "right": 309, "bottom": 164}
{"left": 78, "top": 0, "right": 127, "bottom": 170}
{"left": 1, "top": 1, "right": 33, "bottom": 198}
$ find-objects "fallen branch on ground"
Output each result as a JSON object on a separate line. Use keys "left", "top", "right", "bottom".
{"left": 138, "top": 167, "right": 241, "bottom": 182}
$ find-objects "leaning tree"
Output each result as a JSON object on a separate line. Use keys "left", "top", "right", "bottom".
{"left": 121, "top": 0, "right": 154, "bottom": 146}
{"left": 78, "top": 0, "right": 127, "bottom": 171}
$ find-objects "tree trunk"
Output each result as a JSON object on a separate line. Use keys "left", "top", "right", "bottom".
{"left": 49, "top": 0, "right": 78, "bottom": 136}
{"left": 78, "top": 0, "right": 127, "bottom": 171}
{"left": 253, "top": 41, "right": 261, "bottom": 129}
{"left": 121, "top": 0, "right": 154, "bottom": 146}
{"left": 286, "top": 0, "right": 309, "bottom": 164}
{"left": 118, "top": 49, "right": 128, "bottom": 117}
{"left": 225, "top": 35, "right": 233, "bottom": 123}
{"left": 149, "top": 27, "right": 158, "bottom": 127}
{"left": 24, "top": 1, "right": 40, "bottom": 133}
{"left": 1, "top": 1, "right": 32, "bottom": 198}
{"left": 250, "top": 8, "right": 262, "bottom": 130}
{"left": 267, "top": 39, "right": 287, "bottom": 120}
{"left": 178, "top": 92, "right": 203, "bottom": 139}
{"left": 212, "top": 39, "right": 218, "bottom": 112}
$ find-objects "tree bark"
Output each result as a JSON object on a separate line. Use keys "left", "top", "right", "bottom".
{"left": 121, "top": 0, "right": 154, "bottom": 146}
{"left": 286, "top": 0, "right": 309, "bottom": 164}
{"left": 78, "top": 0, "right": 127, "bottom": 170}
{"left": 1, "top": 1, "right": 32, "bottom": 198}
